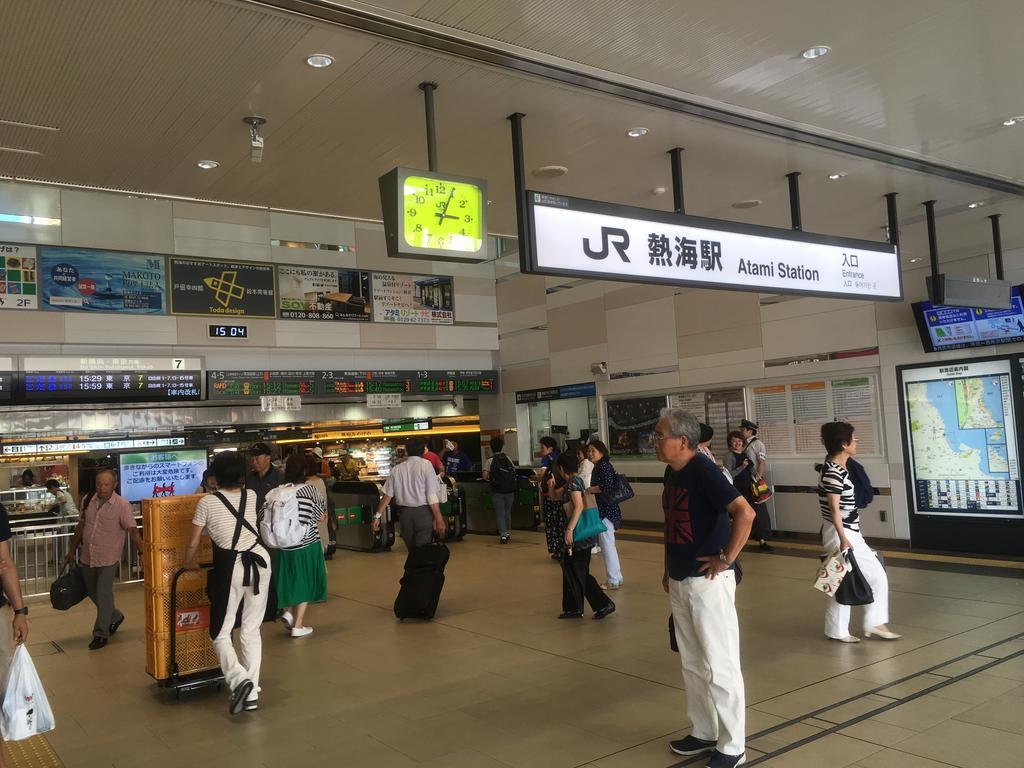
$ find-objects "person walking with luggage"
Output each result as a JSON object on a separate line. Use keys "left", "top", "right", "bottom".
{"left": 483, "top": 436, "right": 517, "bottom": 544}
{"left": 64, "top": 469, "right": 143, "bottom": 650}
{"left": 555, "top": 452, "right": 615, "bottom": 620}
{"left": 586, "top": 440, "right": 625, "bottom": 590}
{"left": 372, "top": 438, "right": 447, "bottom": 548}
{"left": 655, "top": 408, "right": 755, "bottom": 768}
{"left": 539, "top": 436, "right": 565, "bottom": 559}
{"left": 269, "top": 454, "right": 328, "bottom": 638}
{"left": 183, "top": 451, "right": 270, "bottom": 715}
{"left": 739, "top": 420, "right": 773, "bottom": 551}
{"left": 0, "top": 501, "right": 29, "bottom": 768}
{"left": 818, "top": 421, "right": 899, "bottom": 644}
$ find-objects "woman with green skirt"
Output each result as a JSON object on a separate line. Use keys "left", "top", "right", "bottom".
{"left": 274, "top": 454, "right": 328, "bottom": 638}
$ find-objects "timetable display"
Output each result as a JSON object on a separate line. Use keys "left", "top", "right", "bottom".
{"left": 0, "top": 373, "right": 11, "bottom": 402}
{"left": 20, "top": 371, "right": 202, "bottom": 404}
{"left": 207, "top": 369, "right": 498, "bottom": 400}
{"left": 207, "top": 371, "right": 318, "bottom": 400}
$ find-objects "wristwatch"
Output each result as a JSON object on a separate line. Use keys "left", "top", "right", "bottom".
{"left": 373, "top": 512, "right": 382, "bottom": 521}
{"left": 718, "top": 552, "right": 733, "bottom": 566}
{"left": 13, "top": 607, "right": 27, "bottom": 616}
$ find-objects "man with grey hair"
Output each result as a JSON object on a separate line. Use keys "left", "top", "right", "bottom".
{"left": 653, "top": 408, "right": 755, "bottom": 768}
{"left": 66, "top": 468, "right": 143, "bottom": 650}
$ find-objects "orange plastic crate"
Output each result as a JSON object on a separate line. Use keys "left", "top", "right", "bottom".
{"left": 142, "top": 494, "right": 205, "bottom": 546}
{"left": 144, "top": 571, "right": 209, "bottom": 634}
{"left": 143, "top": 540, "right": 212, "bottom": 590}
{"left": 146, "top": 627, "right": 219, "bottom": 682}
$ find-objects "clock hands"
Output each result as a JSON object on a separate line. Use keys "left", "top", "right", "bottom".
{"left": 436, "top": 187, "right": 455, "bottom": 224}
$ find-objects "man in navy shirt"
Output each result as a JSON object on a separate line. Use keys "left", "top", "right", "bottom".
{"left": 654, "top": 408, "right": 754, "bottom": 768}
{"left": 442, "top": 439, "right": 472, "bottom": 476}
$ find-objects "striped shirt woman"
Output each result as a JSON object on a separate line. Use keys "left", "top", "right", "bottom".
{"left": 818, "top": 459, "right": 859, "bottom": 532}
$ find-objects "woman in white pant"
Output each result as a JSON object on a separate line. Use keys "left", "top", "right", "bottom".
{"left": 818, "top": 421, "right": 899, "bottom": 643}
{"left": 586, "top": 440, "right": 624, "bottom": 590}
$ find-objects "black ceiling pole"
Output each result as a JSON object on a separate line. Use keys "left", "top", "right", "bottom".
{"left": 923, "top": 200, "right": 940, "bottom": 280}
{"left": 786, "top": 172, "right": 802, "bottom": 231}
{"left": 668, "top": 147, "right": 685, "bottom": 215}
{"left": 884, "top": 192, "right": 900, "bottom": 248}
{"left": 419, "top": 81, "right": 439, "bottom": 172}
{"left": 989, "top": 214, "right": 1005, "bottom": 280}
{"left": 508, "top": 112, "right": 530, "bottom": 272}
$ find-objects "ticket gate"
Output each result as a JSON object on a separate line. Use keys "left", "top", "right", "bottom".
{"left": 439, "top": 485, "right": 468, "bottom": 542}
{"left": 460, "top": 474, "right": 542, "bottom": 535}
{"left": 329, "top": 480, "right": 395, "bottom": 552}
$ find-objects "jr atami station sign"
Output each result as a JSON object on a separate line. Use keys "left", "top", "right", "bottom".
{"left": 524, "top": 192, "right": 903, "bottom": 302}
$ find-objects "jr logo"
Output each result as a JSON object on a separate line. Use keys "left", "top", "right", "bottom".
{"left": 583, "top": 227, "right": 631, "bottom": 262}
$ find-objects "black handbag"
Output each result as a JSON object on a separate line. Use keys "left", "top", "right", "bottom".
{"left": 605, "top": 473, "right": 635, "bottom": 505}
{"left": 50, "top": 563, "right": 87, "bottom": 611}
{"left": 835, "top": 550, "right": 874, "bottom": 606}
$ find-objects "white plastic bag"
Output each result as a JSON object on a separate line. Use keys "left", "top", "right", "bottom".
{"left": 1, "top": 645, "right": 55, "bottom": 741}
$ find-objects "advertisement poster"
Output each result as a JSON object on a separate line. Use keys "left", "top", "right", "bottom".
{"left": 277, "top": 265, "right": 372, "bottom": 321}
{"left": 372, "top": 272, "right": 454, "bottom": 325}
{"left": 41, "top": 246, "right": 166, "bottom": 314}
{"left": 606, "top": 396, "right": 667, "bottom": 456}
{"left": 0, "top": 242, "right": 38, "bottom": 310}
{"left": 169, "top": 258, "right": 276, "bottom": 318}
{"left": 118, "top": 450, "right": 208, "bottom": 502}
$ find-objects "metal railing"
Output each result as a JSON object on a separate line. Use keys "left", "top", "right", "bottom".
{"left": 11, "top": 516, "right": 144, "bottom": 598}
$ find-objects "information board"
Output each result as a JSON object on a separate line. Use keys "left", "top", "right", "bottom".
{"left": 0, "top": 374, "right": 11, "bottom": 402}
{"left": 913, "top": 286, "right": 1024, "bottom": 352}
{"left": 119, "top": 450, "right": 208, "bottom": 502}
{"left": 901, "top": 357, "right": 1021, "bottom": 519}
{"left": 208, "top": 370, "right": 318, "bottom": 400}
{"left": 207, "top": 370, "right": 498, "bottom": 400}
{"left": 20, "top": 371, "right": 202, "bottom": 404}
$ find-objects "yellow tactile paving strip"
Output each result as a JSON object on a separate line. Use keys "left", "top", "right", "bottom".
{"left": 616, "top": 526, "right": 1024, "bottom": 570}
{"left": 2, "top": 735, "right": 63, "bottom": 768}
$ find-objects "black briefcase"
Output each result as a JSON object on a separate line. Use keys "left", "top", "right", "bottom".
{"left": 50, "top": 563, "right": 87, "bottom": 611}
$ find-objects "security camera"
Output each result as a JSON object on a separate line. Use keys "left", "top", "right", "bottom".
{"left": 590, "top": 362, "right": 607, "bottom": 375}
{"left": 243, "top": 116, "right": 266, "bottom": 163}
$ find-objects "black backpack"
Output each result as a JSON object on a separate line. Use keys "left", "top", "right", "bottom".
{"left": 488, "top": 453, "right": 518, "bottom": 494}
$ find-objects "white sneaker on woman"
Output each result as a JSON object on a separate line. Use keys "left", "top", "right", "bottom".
{"left": 291, "top": 626, "right": 313, "bottom": 638}
{"left": 280, "top": 611, "right": 294, "bottom": 630}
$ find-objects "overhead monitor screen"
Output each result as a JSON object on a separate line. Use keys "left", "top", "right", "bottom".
{"left": 913, "top": 286, "right": 1024, "bottom": 353}
{"left": 119, "top": 449, "right": 208, "bottom": 502}
{"left": 20, "top": 370, "right": 202, "bottom": 404}
{"left": 901, "top": 357, "right": 1021, "bottom": 519}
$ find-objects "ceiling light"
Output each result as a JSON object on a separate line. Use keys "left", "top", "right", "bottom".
{"left": 827, "top": 172, "right": 847, "bottom": 180}
{"left": 626, "top": 127, "right": 649, "bottom": 138}
{"left": 968, "top": 201, "right": 985, "bottom": 209}
{"left": 1002, "top": 116, "right": 1023, "bottom": 127}
{"left": 532, "top": 165, "right": 568, "bottom": 179}
{"left": 731, "top": 199, "right": 762, "bottom": 209}
{"left": 651, "top": 186, "right": 666, "bottom": 196}
{"left": 801, "top": 45, "right": 831, "bottom": 60}
{"left": 909, "top": 258, "right": 921, "bottom": 263}
{"left": 306, "top": 54, "right": 334, "bottom": 68}
{"left": 196, "top": 160, "right": 219, "bottom": 170}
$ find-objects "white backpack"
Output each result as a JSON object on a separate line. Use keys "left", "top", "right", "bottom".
{"left": 259, "top": 483, "right": 306, "bottom": 548}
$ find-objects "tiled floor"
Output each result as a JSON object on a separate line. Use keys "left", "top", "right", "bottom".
{"left": 20, "top": 532, "right": 1024, "bottom": 768}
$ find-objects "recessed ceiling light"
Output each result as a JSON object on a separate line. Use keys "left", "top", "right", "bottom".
{"left": 651, "top": 186, "right": 667, "bottom": 196}
{"left": 827, "top": 172, "right": 847, "bottom": 180}
{"left": 968, "top": 201, "right": 985, "bottom": 209}
{"left": 626, "top": 127, "right": 649, "bottom": 138}
{"left": 196, "top": 160, "right": 219, "bottom": 170}
{"left": 306, "top": 54, "right": 334, "bottom": 68}
{"left": 731, "top": 199, "right": 762, "bottom": 209}
{"left": 910, "top": 258, "right": 921, "bottom": 263}
{"left": 532, "top": 165, "right": 568, "bottom": 178}
{"left": 801, "top": 45, "right": 831, "bottom": 60}
{"left": 1002, "top": 116, "right": 1024, "bottom": 127}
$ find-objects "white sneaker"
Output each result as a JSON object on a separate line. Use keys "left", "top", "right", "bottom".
{"left": 291, "top": 626, "right": 313, "bottom": 638}
{"left": 280, "top": 611, "right": 294, "bottom": 630}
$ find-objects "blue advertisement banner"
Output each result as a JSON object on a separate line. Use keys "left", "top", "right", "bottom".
{"left": 40, "top": 247, "right": 167, "bottom": 314}
{"left": 918, "top": 287, "right": 1024, "bottom": 351}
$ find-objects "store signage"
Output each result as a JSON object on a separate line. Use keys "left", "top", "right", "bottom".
{"left": 526, "top": 192, "right": 902, "bottom": 301}
{"left": 313, "top": 428, "right": 385, "bottom": 441}
{"left": 381, "top": 419, "right": 431, "bottom": 433}
{"left": 0, "top": 242, "right": 39, "bottom": 309}
{"left": 208, "top": 370, "right": 498, "bottom": 400}
{"left": 368, "top": 393, "right": 402, "bottom": 408}
{"left": 40, "top": 246, "right": 167, "bottom": 314}
{"left": 277, "top": 265, "right": 372, "bottom": 321}
{"left": 19, "top": 371, "right": 202, "bottom": 404}
{"left": 260, "top": 395, "right": 302, "bottom": 412}
{"left": 208, "top": 323, "right": 248, "bottom": 339}
{"left": 371, "top": 273, "right": 454, "bottom": 325}
{"left": 2, "top": 436, "right": 186, "bottom": 456}
{"left": 169, "top": 257, "right": 277, "bottom": 318}
{"left": 516, "top": 382, "right": 596, "bottom": 404}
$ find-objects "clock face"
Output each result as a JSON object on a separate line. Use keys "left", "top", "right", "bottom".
{"left": 403, "top": 175, "right": 484, "bottom": 253}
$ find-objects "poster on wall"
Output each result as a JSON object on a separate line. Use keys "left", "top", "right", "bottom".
{"left": 41, "top": 246, "right": 166, "bottom": 314}
{"left": 277, "top": 265, "right": 372, "bottom": 321}
{"left": 606, "top": 396, "right": 666, "bottom": 456}
{"left": 0, "top": 243, "right": 38, "bottom": 310}
{"left": 169, "top": 258, "right": 276, "bottom": 318}
{"left": 118, "top": 449, "right": 208, "bottom": 503}
{"left": 900, "top": 357, "right": 1021, "bottom": 519}
{"left": 371, "top": 272, "right": 454, "bottom": 324}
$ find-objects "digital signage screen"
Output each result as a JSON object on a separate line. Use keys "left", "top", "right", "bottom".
{"left": 19, "top": 371, "right": 202, "bottom": 404}
{"left": 913, "top": 286, "right": 1024, "bottom": 353}
{"left": 119, "top": 449, "right": 208, "bottom": 502}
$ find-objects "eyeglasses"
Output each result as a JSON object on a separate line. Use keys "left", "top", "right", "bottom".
{"left": 650, "top": 432, "right": 680, "bottom": 443}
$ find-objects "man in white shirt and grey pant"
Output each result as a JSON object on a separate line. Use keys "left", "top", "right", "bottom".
{"left": 372, "top": 438, "right": 447, "bottom": 548}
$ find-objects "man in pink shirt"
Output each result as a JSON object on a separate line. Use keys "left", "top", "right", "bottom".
{"left": 66, "top": 469, "right": 143, "bottom": 650}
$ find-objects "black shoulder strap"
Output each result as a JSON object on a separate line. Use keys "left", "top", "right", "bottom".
{"left": 213, "top": 490, "right": 261, "bottom": 550}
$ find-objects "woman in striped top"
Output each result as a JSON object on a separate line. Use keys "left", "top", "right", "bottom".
{"left": 274, "top": 454, "right": 328, "bottom": 638}
{"left": 818, "top": 421, "right": 899, "bottom": 643}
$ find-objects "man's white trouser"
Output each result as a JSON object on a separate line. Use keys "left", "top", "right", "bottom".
{"left": 821, "top": 526, "right": 889, "bottom": 638}
{"left": 213, "top": 558, "right": 269, "bottom": 701}
{"left": 598, "top": 518, "right": 623, "bottom": 585}
{"left": 669, "top": 571, "right": 745, "bottom": 756}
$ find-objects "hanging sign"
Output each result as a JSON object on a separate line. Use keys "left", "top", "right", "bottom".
{"left": 367, "top": 393, "right": 402, "bottom": 408}
{"left": 526, "top": 192, "right": 902, "bottom": 301}
{"left": 260, "top": 395, "right": 302, "bottom": 412}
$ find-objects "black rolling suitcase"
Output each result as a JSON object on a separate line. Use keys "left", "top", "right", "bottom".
{"left": 394, "top": 540, "right": 450, "bottom": 620}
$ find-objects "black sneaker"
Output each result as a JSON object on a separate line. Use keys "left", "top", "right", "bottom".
{"left": 109, "top": 616, "right": 125, "bottom": 635}
{"left": 230, "top": 680, "right": 254, "bottom": 716}
{"left": 707, "top": 750, "right": 745, "bottom": 768}
{"left": 88, "top": 636, "right": 108, "bottom": 651}
{"left": 669, "top": 735, "right": 716, "bottom": 756}
{"left": 557, "top": 611, "right": 583, "bottom": 619}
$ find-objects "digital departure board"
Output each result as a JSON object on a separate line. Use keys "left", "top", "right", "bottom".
{"left": 207, "top": 371, "right": 318, "bottom": 400}
{"left": 20, "top": 371, "right": 202, "bottom": 404}
{"left": 0, "top": 373, "right": 11, "bottom": 402}
{"left": 208, "top": 370, "right": 498, "bottom": 400}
